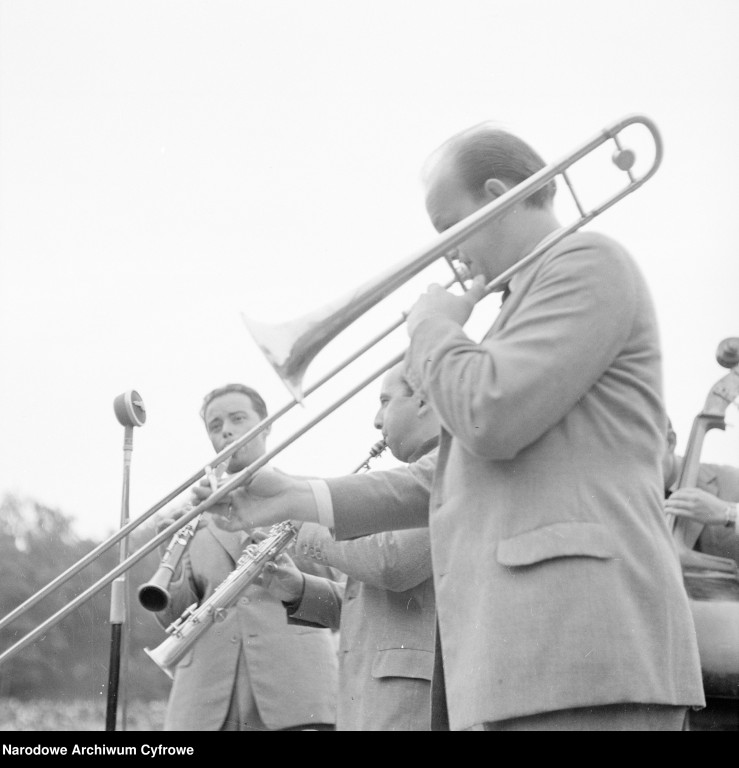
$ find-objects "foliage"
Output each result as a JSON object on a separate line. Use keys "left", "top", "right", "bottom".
{"left": 0, "top": 697, "right": 166, "bottom": 731}
{"left": 0, "top": 494, "right": 172, "bottom": 708}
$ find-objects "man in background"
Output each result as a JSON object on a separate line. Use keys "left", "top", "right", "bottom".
{"left": 663, "top": 418, "right": 739, "bottom": 564}
{"left": 662, "top": 418, "right": 739, "bottom": 730}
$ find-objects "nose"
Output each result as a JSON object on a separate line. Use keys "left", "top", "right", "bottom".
{"left": 373, "top": 408, "right": 383, "bottom": 431}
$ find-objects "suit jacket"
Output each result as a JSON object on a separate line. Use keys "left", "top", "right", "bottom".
{"left": 326, "top": 231, "right": 705, "bottom": 730}
{"left": 155, "top": 519, "right": 339, "bottom": 730}
{"left": 695, "top": 462, "right": 739, "bottom": 564}
{"left": 287, "top": 507, "right": 436, "bottom": 730}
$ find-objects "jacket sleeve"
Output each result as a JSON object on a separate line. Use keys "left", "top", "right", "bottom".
{"left": 327, "top": 451, "right": 436, "bottom": 540}
{"left": 406, "top": 239, "right": 638, "bottom": 460}
{"left": 286, "top": 573, "right": 345, "bottom": 629}
{"left": 296, "top": 523, "right": 432, "bottom": 592}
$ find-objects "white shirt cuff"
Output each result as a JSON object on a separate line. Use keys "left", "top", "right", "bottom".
{"left": 307, "top": 479, "right": 335, "bottom": 529}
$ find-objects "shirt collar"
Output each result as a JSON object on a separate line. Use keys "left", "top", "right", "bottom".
{"left": 502, "top": 230, "right": 562, "bottom": 302}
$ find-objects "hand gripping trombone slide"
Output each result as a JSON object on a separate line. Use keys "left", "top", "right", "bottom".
{"left": 144, "top": 439, "right": 388, "bottom": 678}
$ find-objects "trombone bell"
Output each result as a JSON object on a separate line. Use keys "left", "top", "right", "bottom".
{"left": 241, "top": 313, "right": 317, "bottom": 403}
{"left": 242, "top": 256, "right": 470, "bottom": 403}
{"left": 241, "top": 116, "right": 662, "bottom": 406}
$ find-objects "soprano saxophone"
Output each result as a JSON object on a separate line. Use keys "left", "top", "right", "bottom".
{"left": 144, "top": 520, "right": 298, "bottom": 679}
{"left": 144, "top": 440, "right": 387, "bottom": 678}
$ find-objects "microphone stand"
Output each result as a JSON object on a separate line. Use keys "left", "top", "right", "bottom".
{"left": 106, "top": 390, "right": 146, "bottom": 731}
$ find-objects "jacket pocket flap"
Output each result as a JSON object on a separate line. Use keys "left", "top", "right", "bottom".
{"left": 497, "top": 521, "right": 616, "bottom": 567}
{"left": 371, "top": 648, "right": 434, "bottom": 681}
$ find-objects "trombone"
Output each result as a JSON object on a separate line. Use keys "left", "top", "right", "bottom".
{"left": 0, "top": 113, "right": 663, "bottom": 668}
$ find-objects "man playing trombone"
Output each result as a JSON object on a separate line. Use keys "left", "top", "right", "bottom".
{"left": 259, "top": 362, "right": 439, "bottom": 730}
{"left": 151, "top": 383, "right": 340, "bottom": 731}
{"left": 200, "top": 123, "right": 705, "bottom": 730}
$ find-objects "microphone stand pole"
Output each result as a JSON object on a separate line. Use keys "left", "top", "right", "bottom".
{"left": 106, "top": 390, "right": 146, "bottom": 731}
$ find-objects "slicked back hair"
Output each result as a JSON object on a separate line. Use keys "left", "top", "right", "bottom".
{"left": 427, "top": 123, "right": 556, "bottom": 209}
{"left": 200, "top": 383, "right": 268, "bottom": 423}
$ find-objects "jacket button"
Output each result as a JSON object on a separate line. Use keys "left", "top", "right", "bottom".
{"left": 240, "top": 597, "right": 250, "bottom": 605}
{"left": 231, "top": 636, "right": 239, "bottom": 644}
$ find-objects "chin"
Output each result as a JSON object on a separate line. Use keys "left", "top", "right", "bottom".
{"left": 227, "top": 457, "right": 247, "bottom": 474}
{"left": 388, "top": 444, "right": 408, "bottom": 463}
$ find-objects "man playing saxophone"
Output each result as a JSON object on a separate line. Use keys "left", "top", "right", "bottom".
{"left": 150, "top": 382, "right": 340, "bottom": 731}
{"left": 258, "top": 362, "right": 440, "bottom": 730}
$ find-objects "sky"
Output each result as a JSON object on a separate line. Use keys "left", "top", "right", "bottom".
{"left": 1, "top": 0, "right": 738, "bottom": 542}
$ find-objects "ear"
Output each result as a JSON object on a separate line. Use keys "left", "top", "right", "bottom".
{"left": 483, "top": 178, "right": 509, "bottom": 200}
{"left": 666, "top": 427, "right": 676, "bottom": 452}
{"left": 415, "top": 394, "right": 432, "bottom": 417}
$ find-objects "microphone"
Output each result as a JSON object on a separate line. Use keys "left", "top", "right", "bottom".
{"left": 113, "top": 390, "right": 147, "bottom": 428}
{"left": 107, "top": 388, "right": 146, "bottom": 732}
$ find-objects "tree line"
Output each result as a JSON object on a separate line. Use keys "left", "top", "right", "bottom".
{"left": 0, "top": 494, "right": 172, "bottom": 702}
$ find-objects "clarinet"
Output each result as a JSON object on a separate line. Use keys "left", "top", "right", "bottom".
{"left": 144, "top": 521, "right": 297, "bottom": 679}
{"left": 351, "top": 439, "right": 387, "bottom": 473}
{"left": 144, "top": 440, "right": 387, "bottom": 678}
{"left": 137, "top": 463, "right": 226, "bottom": 612}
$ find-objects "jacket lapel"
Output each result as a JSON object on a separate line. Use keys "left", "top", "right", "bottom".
{"left": 206, "top": 520, "right": 247, "bottom": 564}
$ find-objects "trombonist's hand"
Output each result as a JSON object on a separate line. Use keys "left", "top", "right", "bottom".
{"left": 153, "top": 500, "right": 207, "bottom": 555}
{"left": 406, "top": 275, "right": 486, "bottom": 336}
{"left": 665, "top": 487, "right": 732, "bottom": 526}
{"left": 191, "top": 466, "right": 319, "bottom": 533}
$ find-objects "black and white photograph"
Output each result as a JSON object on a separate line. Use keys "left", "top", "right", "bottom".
{"left": 0, "top": 0, "right": 737, "bottom": 735}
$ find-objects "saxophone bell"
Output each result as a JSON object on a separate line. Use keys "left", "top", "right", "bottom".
{"left": 144, "top": 642, "right": 178, "bottom": 681}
